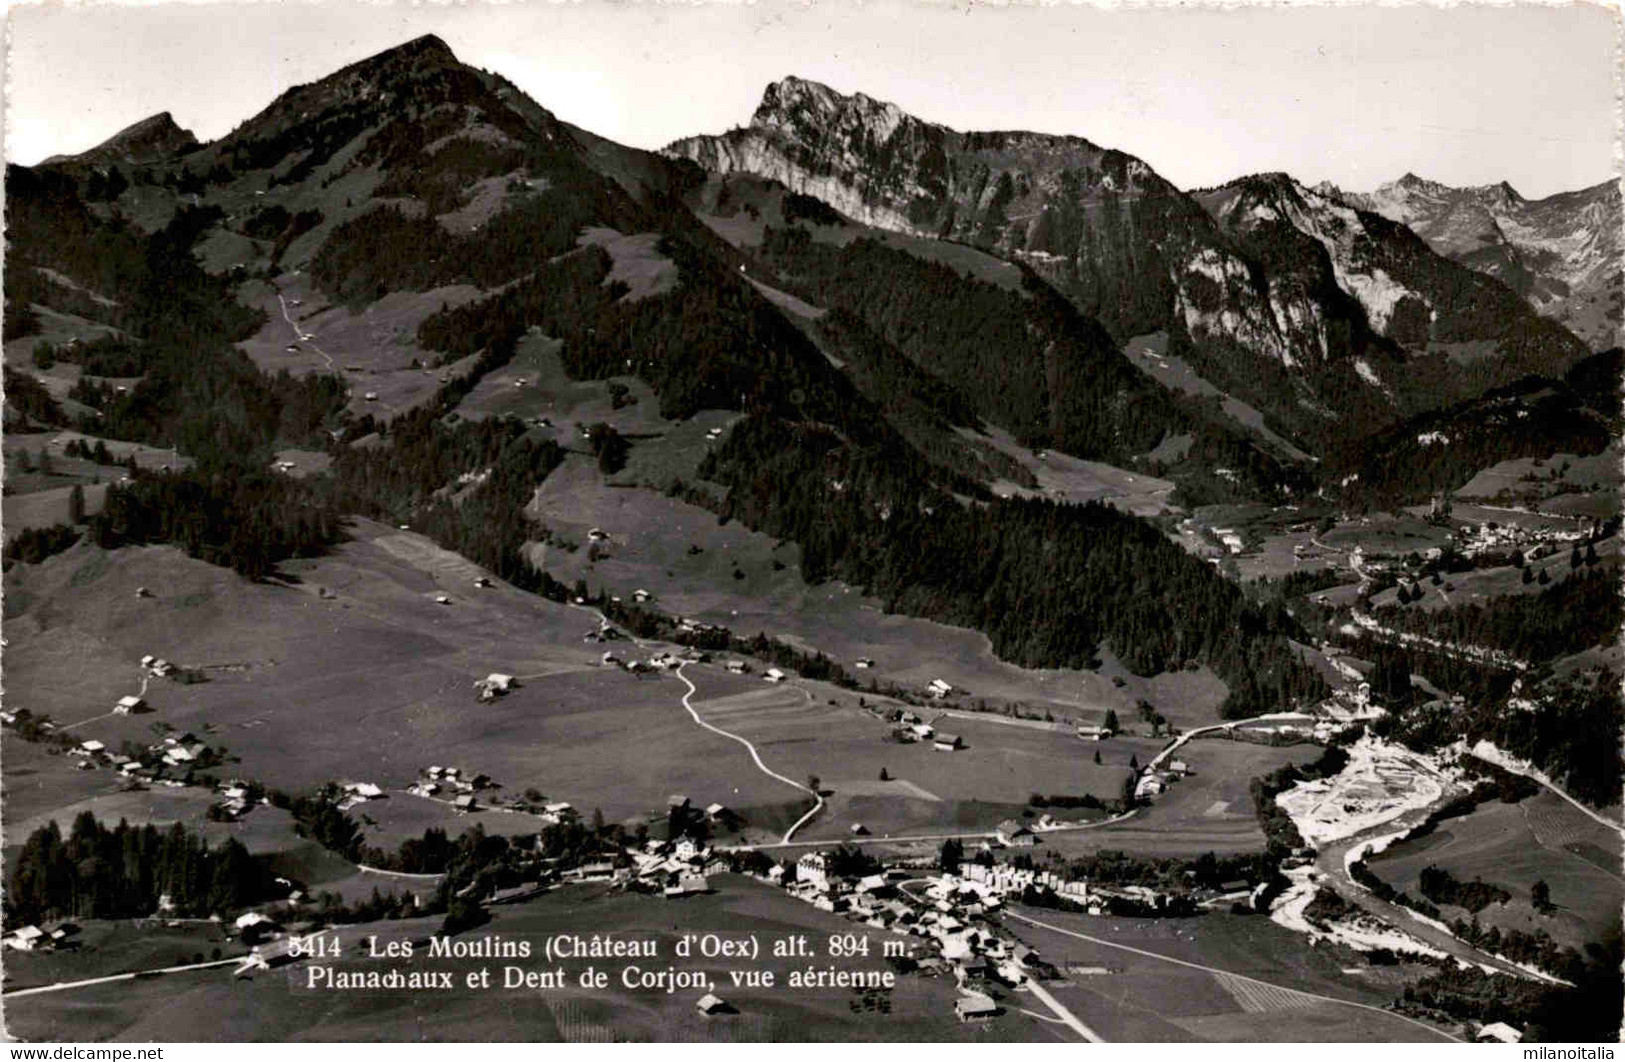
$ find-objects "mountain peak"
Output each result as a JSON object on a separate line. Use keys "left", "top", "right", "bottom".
{"left": 45, "top": 110, "right": 198, "bottom": 166}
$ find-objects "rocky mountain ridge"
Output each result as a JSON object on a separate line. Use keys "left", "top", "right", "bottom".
{"left": 1332, "top": 173, "right": 1621, "bottom": 350}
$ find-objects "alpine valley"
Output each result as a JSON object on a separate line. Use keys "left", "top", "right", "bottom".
{"left": 3, "top": 36, "right": 1619, "bottom": 1045}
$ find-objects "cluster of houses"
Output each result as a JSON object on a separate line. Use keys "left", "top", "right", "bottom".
{"left": 213, "top": 780, "right": 262, "bottom": 820}
{"left": 1134, "top": 758, "right": 1190, "bottom": 801}
{"left": 408, "top": 765, "right": 489, "bottom": 811}
{"left": 337, "top": 781, "right": 385, "bottom": 811}
{"left": 138, "top": 654, "right": 177, "bottom": 679}
{"left": 888, "top": 713, "right": 962, "bottom": 752}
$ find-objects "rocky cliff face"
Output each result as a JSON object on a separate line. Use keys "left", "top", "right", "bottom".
{"left": 1337, "top": 173, "right": 1622, "bottom": 350}
{"left": 668, "top": 78, "right": 1593, "bottom": 448}
{"left": 666, "top": 76, "right": 1336, "bottom": 371}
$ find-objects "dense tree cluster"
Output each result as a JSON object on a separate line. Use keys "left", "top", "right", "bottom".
{"left": 6, "top": 814, "right": 274, "bottom": 924}
{"left": 702, "top": 415, "right": 1324, "bottom": 714}
{"left": 1417, "top": 865, "right": 1510, "bottom": 914}
{"left": 90, "top": 470, "right": 341, "bottom": 580}
{"left": 3, "top": 365, "right": 67, "bottom": 427}
{"left": 1377, "top": 568, "right": 1619, "bottom": 665}
{"left": 3, "top": 524, "right": 81, "bottom": 569}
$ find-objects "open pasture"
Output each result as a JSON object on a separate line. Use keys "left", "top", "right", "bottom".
{"left": 1008, "top": 907, "right": 1451, "bottom": 1042}
{"left": 528, "top": 458, "right": 1227, "bottom": 731}
{"left": 237, "top": 277, "right": 485, "bottom": 419}
{"left": 966, "top": 425, "right": 1178, "bottom": 518}
{"left": 1366, "top": 790, "right": 1622, "bottom": 953}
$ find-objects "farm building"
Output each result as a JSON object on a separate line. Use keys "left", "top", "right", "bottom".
{"left": 695, "top": 993, "right": 730, "bottom": 1015}
{"left": 763, "top": 668, "right": 786, "bottom": 683}
{"left": 849, "top": 823, "right": 869, "bottom": 836}
{"left": 77, "top": 740, "right": 106, "bottom": 756}
{"left": 705, "top": 802, "right": 727, "bottom": 819}
{"left": 933, "top": 733, "right": 962, "bottom": 752}
{"left": 909, "top": 722, "right": 935, "bottom": 740}
{"left": 1168, "top": 760, "right": 1190, "bottom": 775}
{"left": 1075, "top": 725, "right": 1111, "bottom": 741}
{"left": 954, "top": 994, "right": 997, "bottom": 1022}
{"left": 724, "top": 660, "right": 747, "bottom": 674}
{"left": 633, "top": 589, "right": 652, "bottom": 603}
{"left": 435, "top": 593, "right": 452, "bottom": 605}
{"left": 114, "top": 695, "right": 146, "bottom": 715}
{"left": 927, "top": 678, "right": 954, "bottom": 698}
{"left": 475, "top": 673, "right": 516, "bottom": 699}
{"left": 854, "top": 658, "right": 874, "bottom": 669}
{"left": 453, "top": 795, "right": 476, "bottom": 811}
{"left": 344, "top": 782, "right": 384, "bottom": 800}
{"left": 996, "top": 820, "right": 1036, "bottom": 846}
{"left": 1477, "top": 1023, "right": 1523, "bottom": 1044}
{"left": 5, "top": 926, "right": 46, "bottom": 951}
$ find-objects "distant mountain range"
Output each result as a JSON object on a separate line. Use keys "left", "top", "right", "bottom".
{"left": 666, "top": 78, "right": 1591, "bottom": 456}
{"left": 1328, "top": 173, "right": 1622, "bottom": 351}
{"left": 11, "top": 42, "right": 1615, "bottom": 499}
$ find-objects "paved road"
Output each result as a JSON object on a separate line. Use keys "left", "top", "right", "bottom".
{"left": 1024, "top": 979, "right": 1105, "bottom": 1042}
{"left": 3, "top": 957, "right": 242, "bottom": 999}
{"left": 672, "top": 664, "right": 824, "bottom": 844}
{"left": 1005, "top": 910, "right": 1460, "bottom": 1043}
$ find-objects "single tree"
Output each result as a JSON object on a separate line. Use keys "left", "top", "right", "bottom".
{"left": 939, "top": 838, "right": 963, "bottom": 874}
{"left": 68, "top": 484, "right": 85, "bottom": 525}
{"left": 1128, "top": 753, "right": 1139, "bottom": 772}
{"left": 878, "top": 767, "right": 890, "bottom": 781}
{"left": 1102, "top": 709, "right": 1120, "bottom": 733}
{"left": 1532, "top": 880, "right": 1553, "bottom": 914}
{"left": 1093, "top": 749, "right": 1102, "bottom": 766}
{"left": 1522, "top": 567, "right": 1534, "bottom": 585}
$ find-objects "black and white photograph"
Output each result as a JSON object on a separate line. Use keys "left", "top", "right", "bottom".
{"left": 1, "top": 0, "right": 1620, "bottom": 1045}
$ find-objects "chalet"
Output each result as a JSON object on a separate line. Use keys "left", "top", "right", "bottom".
{"left": 234, "top": 911, "right": 275, "bottom": 933}
{"left": 344, "top": 782, "right": 384, "bottom": 800}
{"left": 587, "top": 528, "right": 607, "bottom": 542}
{"left": 0, "top": 710, "right": 15, "bottom": 726}
{"left": 114, "top": 695, "right": 146, "bottom": 715}
{"left": 364, "top": 392, "right": 379, "bottom": 401}
{"left": 141, "top": 654, "right": 155, "bottom": 668}
{"left": 695, "top": 993, "right": 731, "bottom": 1015}
{"left": 1477, "top": 1023, "right": 1523, "bottom": 1044}
{"left": 544, "top": 802, "right": 575, "bottom": 819}
{"left": 854, "top": 657, "right": 874, "bottom": 669}
{"left": 5, "top": 926, "right": 46, "bottom": 951}
{"left": 725, "top": 660, "right": 747, "bottom": 674}
{"left": 668, "top": 794, "right": 690, "bottom": 809}
{"left": 1075, "top": 725, "right": 1111, "bottom": 741}
{"left": 849, "top": 823, "right": 869, "bottom": 836}
{"left": 927, "top": 678, "right": 954, "bottom": 698}
{"left": 1168, "top": 760, "right": 1190, "bottom": 775}
{"left": 909, "top": 723, "right": 935, "bottom": 740}
{"left": 475, "top": 673, "right": 515, "bottom": 698}
{"left": 601, "top": 651, "right": 624, "bottom": 666}
{"left": 1135, "top": 776, "right": 1164, "bottom": 799}
{"left": 435, "top": 593, "right": 452, "bottom": 605}
{"left": 473, "top": 576, "right": 492, "bottom": 588}
{"left": 453, "top": 795, "right": 476, "bottom": 811}
{"left": 78, "top": 740, "right": 107, "bottom": 756}
{"left": 633, "top": 589, "right": 652, "bottom": 603}
{"left": 763, "top": 668, "right": 786, "bottom": 683}
{"left": 705, "top": 802, "right": 727, "bottom": 819}
{"left": 933, "top": 733, "right": 962, "bottom": 752}
{"left": 995, "top": 820, "right": 1035, "bottom": 847}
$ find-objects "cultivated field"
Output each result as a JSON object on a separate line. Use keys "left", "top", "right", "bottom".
{"left": 4, "top": 876, "right": 1049, "bottom": 1042}
{"left": 1365, "top": 790, "right": 1623, "bottom": 954}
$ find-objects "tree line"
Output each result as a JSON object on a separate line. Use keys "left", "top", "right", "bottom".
{"left": 6, "top": 813, "right": 274, "bottom": 925}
